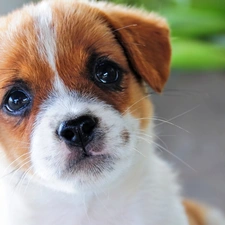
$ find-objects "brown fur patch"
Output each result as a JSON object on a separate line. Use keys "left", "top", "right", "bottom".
{"left": 51, "top": 2, "right": 131, "bottom": 113}
{"left": 50, "top": 1, "right": 156, "bottom": 129}
{"left": 121, "top": 129, "right": 130, "bottom": 143}
{"left": 183, "top": 200, "right": 207, "bottom": 225}
{"left": 0, "top": 1, "right": 170, "bottom": 172}
{"left": 0, "top": 8, "right": 54, "bottom": 169}
{"left": 97, "top": 3, "right": 171, "bottom": 92}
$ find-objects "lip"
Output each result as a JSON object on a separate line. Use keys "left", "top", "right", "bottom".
{"left": 66, "top": 153, "right": 114, "bottom": 175}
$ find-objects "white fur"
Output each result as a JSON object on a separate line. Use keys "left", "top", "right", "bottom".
{"left": 0, "top": 1, "right": 188, "bottom": 223}
{"left": 30, "top": 1, "right": 57, "bottom": 71}
{"left": 30, "top": 77, "right": 138, "bottom": 192}
{"left": 206, "top": 208, "right": 225, "bottom": 225}
{"left": 0, "top": 1, "right": 222, "bottom": 225}
{"left": 0, "top": 77, "right": 189, "bottom": 224}
{"left": 0, "top": 141, "right": 188, "bottom": 225}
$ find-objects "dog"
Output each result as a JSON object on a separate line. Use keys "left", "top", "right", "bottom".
{"left": 0, "top": 0, "right": 224, "bottom": 224}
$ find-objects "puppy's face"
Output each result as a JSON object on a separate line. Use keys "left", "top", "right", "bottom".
{"left": 0, "top": 1, "right": 171, "bottom": 193}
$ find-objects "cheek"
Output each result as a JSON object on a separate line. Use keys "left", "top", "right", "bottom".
{"left": 124, "top": 78, "right": 154, "bottom": 130}
{"left": 29, "top": 97, "right": 139, "bottom": 180}
{"left": 0, "top": 116, "right": 35, "bottom": 171}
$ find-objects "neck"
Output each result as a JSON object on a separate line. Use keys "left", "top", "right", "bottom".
{"left": 0, "top": 137, "right": 188, "bottom": 225}
{"left": 0, "top": 139, "right": 154, "bottom": 225}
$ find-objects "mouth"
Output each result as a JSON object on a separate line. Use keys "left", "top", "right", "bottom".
{"left": 65, "top": 152, "right": 114, "bottom": 176}
{"left": 30, "top": 97, "right": 132, "bottom": 191}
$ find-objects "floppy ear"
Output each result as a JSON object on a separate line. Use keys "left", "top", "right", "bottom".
{"left": 98, "top": 4, "right": 171, "bottom": 92}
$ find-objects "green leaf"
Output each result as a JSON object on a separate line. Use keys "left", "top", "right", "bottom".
{"left": 164, "top": 7, "right": 225, "bottom": 38}
{"left": 171, "top": 39, "right": 225, "bottom": 70}
{"left": 191, "top": 0, "right": 225, "bottom": 14}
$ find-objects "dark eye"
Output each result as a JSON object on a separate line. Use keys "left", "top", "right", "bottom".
{"left": 95, "top": 61, "right": 120, "bottom": 84}
{"left": 4, "top": 89, "right": 31, "bottom": 115}
{"left": 94, "top": 60, "right": 123, "bottom": 91}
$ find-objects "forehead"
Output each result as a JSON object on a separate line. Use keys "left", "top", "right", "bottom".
{"left": 0, "top": 1, "right": 126, "bottom": 90}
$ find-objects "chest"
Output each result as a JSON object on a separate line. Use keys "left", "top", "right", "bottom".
{"left": 0, "top": 184, "right": 144, "bottom": 225}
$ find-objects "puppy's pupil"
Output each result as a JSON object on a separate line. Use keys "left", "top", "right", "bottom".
{"left": 5, "top": 89, "right": 30, "bottom": 113}
{"left": 95, "top": 62, "right": 119, "bottom": 84}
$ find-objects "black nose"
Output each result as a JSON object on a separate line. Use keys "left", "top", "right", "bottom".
{"left": 57, "top": 116, "right": 98, "bottom": 148}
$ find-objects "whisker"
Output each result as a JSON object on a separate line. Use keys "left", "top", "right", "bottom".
{"left": 151, "top": 88, "right": 208, "bottom": 98}
{"left": 129, "top": 131, "right": 168, "bottom": 157}
{"left": 88, "top": 24, "right": 138, "bottom": 51}
{"left": 155, "top": 105, "right": 200, "bottom": 127}
{"left": 112, "top": 24, "right": 137, "bottom": 33}
{"left": 136, "top": 135, "right": 196, "bottom": 172}
{"left": 0, "top": 168, "right": 19, "bottom": 179}
{"left": 2, "top": 153, "right": 30, "bottom": 175}
{"left": 1, "top": 154, "right": 30, "bottom": 180}
{"left": 135, "top": 117, "right": 190, "bottom": 133}
{"left": 136, "top": 131, "right": 169, "bottom": 152}
{"left": 132, "top": 147, "right": 146, "bottom": 158}
{"left": 8, "top": 159, "right": 31, "bottom": 187}
{"left": 23, "top": 166, "right": 35, "bottom": 195}
{"left": 157, "top": 135, "right": 177, "bottom": 137}
{"left": 8, "top": 164, "right": 33, "bottom": 208}
{"left": 13, "top": 161, "right": 32, "bottom": 193}
{"left": 122, "top": 94, "right": 151, "bottom": 116}
{"left": 15, "top": 167, "right": 31, "bottom": 194}
{"left": 163, "top": 88, "right": 208, "bottom": 97}
{"left": 124, "top": 105, "right": 142, "bottom": 117}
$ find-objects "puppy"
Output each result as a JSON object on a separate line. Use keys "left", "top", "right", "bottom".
{"left": 0, "top": 0, "right": 224, "bottom": 224}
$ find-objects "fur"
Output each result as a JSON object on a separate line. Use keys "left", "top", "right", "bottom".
{"left": 0, "top": 1, "right": 224, "bottom": 224}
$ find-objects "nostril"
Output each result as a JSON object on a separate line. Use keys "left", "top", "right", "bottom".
{"left": 57, "top": 123, "right": 79, "bottom": 144}
{"left": 60, "top": 128, "right": 76, "bottom": 142}
{"left": 81, "top": 117, "right": 97, "bottom": 136}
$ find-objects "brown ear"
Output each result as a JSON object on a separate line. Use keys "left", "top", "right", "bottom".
{"left": 98, "top": 4, "right": 171, "bottom": 92}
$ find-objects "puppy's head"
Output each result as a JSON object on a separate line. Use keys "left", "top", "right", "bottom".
{"left": 0, "top": 0, "right": 171, "bottom": 193}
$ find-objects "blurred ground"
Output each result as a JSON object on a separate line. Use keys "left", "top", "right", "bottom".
{"left": 0, "top": 0, "right": 31, "bottom": 14}
{"left": 152, "top": 71, "right": 225, "bottom": 211}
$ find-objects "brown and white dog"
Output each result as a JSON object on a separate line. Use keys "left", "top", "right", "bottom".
{"left": 0, "top": 0, "right": 224, "bottom": 224}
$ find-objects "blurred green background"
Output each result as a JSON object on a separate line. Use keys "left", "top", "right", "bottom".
{"left": 111, "top": 0, "right": 225, "bottom": 71}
